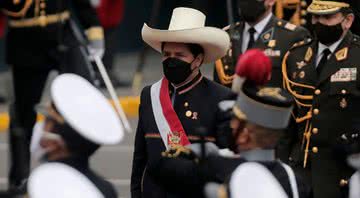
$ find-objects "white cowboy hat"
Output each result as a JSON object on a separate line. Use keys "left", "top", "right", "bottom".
{"left": 142, "top": 7, "right": 230, "bottom": 64}
{"left": 50, "top": 73, "right": 124, "bottom": 145}
{"left": 28, "top": 163, "right": 105, "bottom": 198}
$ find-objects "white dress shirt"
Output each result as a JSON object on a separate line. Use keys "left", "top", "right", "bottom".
{"left": 241, "top": 13, "right": 273, "bottom": 53}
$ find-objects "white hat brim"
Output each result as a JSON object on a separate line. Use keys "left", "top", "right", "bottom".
{"left": 229, "top": 162, "right": 288, "bottom": 198}
{"left": 142, "top": 23, "right": 230, "bottom": 64}
{"left": 51, "top": 74, "right": 124, "bottom": 145}
{"left": 28, "top": 163, "right": 104, "bottom": 198}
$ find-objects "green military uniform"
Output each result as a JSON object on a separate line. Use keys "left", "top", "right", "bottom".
{"left": 214, "top": 16, "right": 309, "bottom": 88}
{"left": 281, "top": 0, "right": 360, "bottom": 195}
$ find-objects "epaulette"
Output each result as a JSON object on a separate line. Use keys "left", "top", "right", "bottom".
{"left": 222, "top": 22, "right": 241, "bottom": 31}
{"left": 290, "top": 38, "right": 313, "bottom": 50}
{"left": 276, "top": 19, "right": 298, "bottom": 32}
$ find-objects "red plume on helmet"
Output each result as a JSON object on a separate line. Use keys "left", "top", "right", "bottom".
{"left": 236, "top": 49, "right": 272, "bottom": 85}
{"left": 232, "top": 49, "right": 272, "bottom": 92}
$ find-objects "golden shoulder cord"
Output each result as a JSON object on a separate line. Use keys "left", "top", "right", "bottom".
{"left": 282, "top": 50, "right": 316, "bottom": 168}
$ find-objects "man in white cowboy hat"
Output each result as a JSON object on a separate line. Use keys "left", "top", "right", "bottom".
{"left": 158, "top": 50, "right": 311, "bottom": 198}
{"left": 29, "top": 73, "right": 124, "bottom": 198}
{"left": 131, "top": 7, "right": 236, "bottom": 198}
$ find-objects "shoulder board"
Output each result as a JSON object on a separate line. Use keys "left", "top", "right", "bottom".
{"left": 290, "top": 38, "right": 313, "bottom": 50}
{"left": 222, "top": 22, "right": 241, "bottom": 31}
{"left": 276, "top": 19, "right": 298, "bottom": 31}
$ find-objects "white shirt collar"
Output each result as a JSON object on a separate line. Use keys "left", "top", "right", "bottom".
{"left": 244, "top": 12, "right": 273, "bottom": 36}
{"left": 317, "top": 37, "right": 344, "bottom": 55}
{"left": 315, "top": 37, "right": 345, "bottom": 67}
{"left": 242, "top": 13, "right": 273, "bottom": 52}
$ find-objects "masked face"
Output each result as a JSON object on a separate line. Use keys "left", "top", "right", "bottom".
{"left": 313, "top": 21, "right": 344, "bottom": 45}
{"left": 237, "top": 0, "right": 267, "bottom": 23}
{"left": 162, "top": 57, "right": 194, "bottom": 84}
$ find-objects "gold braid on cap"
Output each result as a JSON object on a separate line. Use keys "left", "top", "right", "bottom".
{"left": 282, "top": 50, "right": 316, "bottom": 168}
{"left": 308, "top": 0, "right": 350, "bottom": 14}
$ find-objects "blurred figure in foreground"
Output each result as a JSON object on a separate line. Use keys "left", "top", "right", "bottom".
{"left": 30, "top": 73, "right": 124, "bottom": 198}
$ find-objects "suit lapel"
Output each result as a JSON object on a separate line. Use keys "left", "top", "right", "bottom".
{"left": 317, "top": 32, "right": 353, "bottom": 85}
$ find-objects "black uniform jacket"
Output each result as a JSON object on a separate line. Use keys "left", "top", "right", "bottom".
{"left": 214, "top": 15, "right": 309, "bottom": 88}
{"left": 131, "top": 74, "right": 236, "bottom": 198}
{"left": 201, "top": 155, "right": 312, "bottom": 198}
{"left": 280, "top": 32, "right": 360, "bottom": 198}
{"left": 1, "top": 0, "right": 100, "bottom": 68}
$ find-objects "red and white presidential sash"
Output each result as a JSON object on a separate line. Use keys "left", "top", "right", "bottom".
{"left": 150, "top": 78, "right": 190, "bottom": 150}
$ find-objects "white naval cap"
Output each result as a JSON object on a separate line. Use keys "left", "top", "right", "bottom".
{"left": 28, "top": 163, "right": 104, "bottom": 198}
{"left": 229, "top": 162, "right": 288, "bottom": 198}
{"left": 51, "top": 73, "right": 124, "bottom": 145}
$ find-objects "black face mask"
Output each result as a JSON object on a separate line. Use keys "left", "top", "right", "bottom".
{"left": 162, "top": 57, "right": 194, "bottom": 84}
{"left": 313, "top": 21, "right": 344, "bottom": 45}
{"left": 237, "top": 0, "right": 266, "bottom": 23}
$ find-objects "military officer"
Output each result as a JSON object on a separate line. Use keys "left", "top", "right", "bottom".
{"left": 214, "top": 0, "right": 309, "bottom": 88}
{"left": 29, "top": 73, "right": 124, "bottom": 198}
{"left": 281, "top": 0, "right": 360, "bottom": 197}
{"left": 1, "top": 0, "right": 105, "bottom": 191}
{"left": 130, "top": 7, "right": 236, "bottom": 198}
